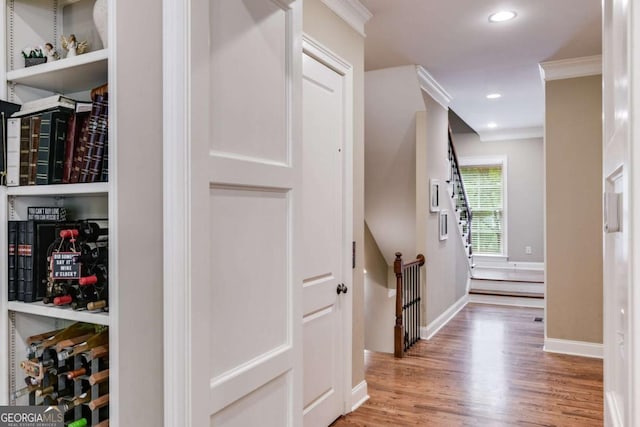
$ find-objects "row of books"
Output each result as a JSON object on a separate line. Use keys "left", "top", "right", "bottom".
{"left": 0, "top": 91, "right": 108, "bottom": 186}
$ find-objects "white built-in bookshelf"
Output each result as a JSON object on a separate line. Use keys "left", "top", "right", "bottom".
{"left": 0, "top": 0, "right": 164, "bottom": 424}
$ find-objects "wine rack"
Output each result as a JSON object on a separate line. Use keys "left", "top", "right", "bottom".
{"left": 16, "top": 321, "right": 109, "bottom": 425}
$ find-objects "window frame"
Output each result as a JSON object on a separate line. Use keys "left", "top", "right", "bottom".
{"left": 458, "top": 155, "right": 508, "bottom": 257}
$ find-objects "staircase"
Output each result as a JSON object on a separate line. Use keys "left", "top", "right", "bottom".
{"left": 446, "top": 127, "right": 474, "bottom": 269}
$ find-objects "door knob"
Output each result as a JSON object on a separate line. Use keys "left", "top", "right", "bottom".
{"left": 336, "top": 283, "right": 348, "bottom": 295}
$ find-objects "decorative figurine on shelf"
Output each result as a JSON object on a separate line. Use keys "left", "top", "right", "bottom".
{"left": 61, "top": 34, "right": 88, "bottom": 58}
{"left": 43, "top": 43, "right": 59, "bottom": 62}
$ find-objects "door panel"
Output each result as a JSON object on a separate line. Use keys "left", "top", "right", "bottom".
{"left": 302, "top": 52, "right": 345, "bottom": 427}
{"left": 188, "top": 0, "right": 302, "bottom": 425}
{"left": 603, "top": 0, "right": 634, "bottom": 425}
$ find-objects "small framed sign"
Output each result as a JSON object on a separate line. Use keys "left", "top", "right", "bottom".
{"left": 439, "top": 210, "right": 449, "bottom": 241}
{"left": 51, "top": 252, "right": 81, "bottom": 280}
{"left": 430, "top": 178, "right": 440, "bottom": 212}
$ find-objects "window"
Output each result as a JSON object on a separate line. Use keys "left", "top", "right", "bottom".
{"left": 459, "top": 157, "right": 506, "bottom": 255}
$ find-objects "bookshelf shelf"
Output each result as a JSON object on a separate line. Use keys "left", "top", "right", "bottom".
{"left": 7, "top": 301, "right": 109, "bottom": 326}
{"left": 6, "top": 49, "right": 109, "bottom": 94}
{"left": 6, "top": 182, "right": 109, "bottom": 197}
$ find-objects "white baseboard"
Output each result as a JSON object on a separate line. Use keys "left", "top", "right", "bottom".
{"left": 605, "top": 391, "right": 624, "bottom": 427}
{"left": 351, "top": 380, "right": 369, "bottom": 412}
{"left": 475, "top": 260, "right": 544, "bottom": 271}
{"left": 543, "top": 338, "right": 603, "bottom": 359}
{"left": 469, "top": 279, "right": 544, "bottom": 294}
{"left": 468, "top": 293, "right": 545, "bottom": 308}
{"left": 421, "top": 295, "right": 469, "bottom": 340}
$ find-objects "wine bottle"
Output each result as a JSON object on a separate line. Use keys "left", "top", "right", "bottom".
{"left": 58, "top": 392, "right": 91, "bottom": 412}
{"left": 12, "top": 384, "right": 39, "bottom": 399}
{"left": 66, "top": 419, "right": 87, "bottom": 427}
{"left": 58, "top": 329, "right": 109, "bottom": 362}
{"left": 27, "top": 323, "right": 97, "bottom": 353}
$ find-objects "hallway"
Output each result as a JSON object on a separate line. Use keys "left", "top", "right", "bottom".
{"left": 334, "top": 304, "right": 603, "bottom": 426}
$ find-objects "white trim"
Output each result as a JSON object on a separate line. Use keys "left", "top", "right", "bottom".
{"left": 480, "top": 126, "right": 544, "bottom": 142}
{"left": 350, "top": 380, "right": 369, "bottom": 412}
{"left": 539, "top": 55, "right": 602, "bottom": 81}
{"left": 162, "top": 0, "right": 190, "bottom": 425}
{"left": 469, "top": 280, "right": 544, "bottom": 295}
{"left": 543, "top": 338, "right": 603, "bottom": 359}
{"left": 422, "top": 295, "right": 469, "bottom": 340}
{"left": 319, "top": 0, "right": 372, "bottom": 37}
{"left": 605, "top": 392, "right": 624, "bottom": 427}
{"left": 474, "top": 259, "right": 544, "bottom": 271}
{"left": 303, "top": 36, "right": 355, "bottom": 418}
{"left": 417, "top": 65, "right": 452, "bottom": 110}
{"left": 468, "top": 294, "right": 545, "bottom": 308}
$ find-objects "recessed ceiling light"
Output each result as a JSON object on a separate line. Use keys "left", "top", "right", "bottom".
{"left": 489, "top": 11, "right": 517, "bottom": 23}
{"left": 486, "top": 93, "right": 502, "bottom": 99}
{"left": 488, "top": 122, "right": 498, "bottom": 129}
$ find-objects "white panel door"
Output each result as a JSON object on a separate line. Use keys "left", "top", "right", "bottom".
{"left": 603, "top": 0, "right": 637, "bottom": 426}
{"left": 302, "top": 52, "right": 346, "bottom": 427}
{"left": 180, "top": 0, "right": 303, "bottom": 426}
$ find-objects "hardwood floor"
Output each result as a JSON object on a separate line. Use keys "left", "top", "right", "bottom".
{"left": 333, "top": 304, "right": 603, "bottom": 426}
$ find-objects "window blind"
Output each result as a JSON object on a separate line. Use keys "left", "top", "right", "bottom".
{"left": 459, "top": 165, "right": 504, "bottom": 255}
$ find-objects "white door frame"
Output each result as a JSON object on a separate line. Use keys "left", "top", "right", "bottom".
{"left": 603, "top": 1, "right": 640, "bottom": 425}
{"left": 302, "top": 34, "right": 355, "bottom": 414}
{"left": 162, "top": 0, "right": 191, "bottom": 424}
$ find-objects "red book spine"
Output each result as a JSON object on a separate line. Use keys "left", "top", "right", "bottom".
{"left": 62, "top": 114, "right": 77, "bottom": 184}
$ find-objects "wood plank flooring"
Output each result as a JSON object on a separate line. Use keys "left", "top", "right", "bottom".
{"left": 333, "top": 304, "right": 603, "bottom": 426}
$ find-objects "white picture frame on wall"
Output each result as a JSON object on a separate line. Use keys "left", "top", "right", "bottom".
{"left": 439, "top": 209, "right": 449, "bottom": 241}
{"left": 430, "top": 178, "right": 440, "bottom": 212}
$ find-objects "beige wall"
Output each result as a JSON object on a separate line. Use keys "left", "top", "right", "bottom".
{"left": 545, "top": 75, "right": 603, "bottom": 343}
{"left": 417, "top": 99, "right": 469, "bottom": 326}
{"left": 303, "top": 0, "right": 366, "bottom": 388}
{"left": 364, "top": 66, "right": 424, "bottom": 265}
{"left": 454, "top": 134, "right": 545, "bottom": 262}
{"left": 364, "top": 222, "right": 395, "bottom": 353}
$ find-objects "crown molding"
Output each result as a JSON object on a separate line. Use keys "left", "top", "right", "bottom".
{"left": 416, "top": 65, "right": 452, "bottom": 109}
{"left": 479, "top": 126, "right": 544, "bottom": 142}
{"left": 320, "top": 0, "right": 373, "bottom": 37}
{"left": 539, "top": 55, "right": 602, "bottom": 81}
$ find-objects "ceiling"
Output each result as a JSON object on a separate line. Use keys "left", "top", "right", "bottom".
{"left": 360, "top": 0, "right": 602, "bottom": 140}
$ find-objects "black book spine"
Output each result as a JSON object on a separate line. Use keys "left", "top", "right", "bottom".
{"left": 23, "top": 221, "right": 36, "bottom": 302}
{"left": 35, "top": 112, "right": 53, "bottom": 185}
{"left": 17, "top": 221, "right": 27, "bottom": 301}
{"left": 8, "top": 221, "right": 18, "bottom": 301}
{"left": 36, "top": 111, "right": 70, "bottom": 185}
{"left": 50, "top": 117, "right": 70, "bottom": 184}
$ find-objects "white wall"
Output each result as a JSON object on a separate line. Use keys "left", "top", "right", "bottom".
{"left": 364, "top": 222, "right": 394, "bottom": 353}
{"left": 454, "top": 133, "right": 545, "bottom": 263}
{"left": 416, "top": 105, "right": 469, "bottom": 326}
{"left": 365, "top": 66, "right": 425, "bottom": 265}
